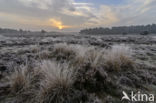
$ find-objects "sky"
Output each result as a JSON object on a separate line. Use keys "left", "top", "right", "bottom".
{"left": 0, "top": 0, "right": 156, "bottom": 32}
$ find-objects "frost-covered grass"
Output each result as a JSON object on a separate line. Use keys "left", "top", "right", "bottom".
{"left": 46, "top": 44, "right": 135, "bottom": 71}
{"left": 0, "top": 34, "right": 156, "bottom": 103}
{"left": 60, "top": 44, "right": 134, "bottom": 71}
{"left": 39, "top": 60, "right": 75, "bottom": 103}
{"left": 104, "top": 45, "right": 134, "bottom": 71}
{"left": 7, "top": 65, "right": 40, "bottom": 103}
{"left": 1, "top": 44, "right": 137, "bottom": 103}
{"left": 5, "top": 60, "right": 77, "bottom": 103}
{"left": 52, "top": 43, "right": 77, "bottom": 61}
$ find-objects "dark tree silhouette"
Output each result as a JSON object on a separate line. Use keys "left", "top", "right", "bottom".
{"left": 41, "top": 29, "right": 46, "bottom": 34}
{"left": 140, "top": 31, "right": 149, "bottom": 35}
{"left": 0, "top": 28, "right": 18, "bottom": 33}
{"left": 80, "top": 24, "right": 156, "bottom": 35}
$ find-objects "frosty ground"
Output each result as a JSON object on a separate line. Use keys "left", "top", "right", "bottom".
{"left": 0, "top": 33, "right": 156, "bottom": 103}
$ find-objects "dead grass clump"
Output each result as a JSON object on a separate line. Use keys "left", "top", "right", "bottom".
{"left": 85, "top": 49, "right": 104, "bottom": 69}
{"left": 104, "top": 45, "right": 134, "bottom": 71}
{"left": 39, "top": 60, "right": 76, "bottom": 103}
{"left": 70, "top": 45, "right": 89, "bottom": 68}
{"left": 52, "top": 43, "right": 77, "bottom": 61}
{"left": 38, "top": 50, "right": 52, "bottom": 60}
{"left": 71, "top": 45, "right": 104, "bottom": 70}
{"left": 71, "top": 47, "right": 108, "bottom": 93}
{"left": 7, "top": 65, "right": 41, "bottom": 103}
{"left": 30, "top": 45, "right": 39, "bottom": 53}
{"left": 9, "top": 67, "right": 29, "bottom": 94}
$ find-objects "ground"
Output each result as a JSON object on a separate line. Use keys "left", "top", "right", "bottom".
{"left": 0, "top": 33, "right": 156, "bottom": 103}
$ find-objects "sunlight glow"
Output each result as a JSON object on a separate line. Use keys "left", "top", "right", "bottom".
{"left": 49, "top": 18, "right": 70, "bottom": 30}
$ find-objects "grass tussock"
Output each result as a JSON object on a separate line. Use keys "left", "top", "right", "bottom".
{"left": 71, "top": 45, "right": 104, "bottom": 69}
{"left": 38, "top": 50, "right": 51, "bottom": 59}
{"left": 6, "top": 61, "right": 78, "bottom": 103}
{"left": 85, "top": 49, "right": 104, "bottom": 69}
{"left": 70, "top": 44, "right": 134, "bottom": 71}
{"left": 30, "top": 45, "right": 40, "bottom": 53}
{"left": 104, "top": 45, "right": 134, "bottom": 71}
{"left": 38, "top": 60, "right": 77, "bottom": 103}
{"left": 71, "top": 46, "right": 93, "bottom": 68}
{"left": 52, "top": 43, "right": 77, "bottom": 61}
{"left": 7, "top": 65, "right": 40, "bottom": 103}
{"left": 9, "top": 67, "right": 29, "bottom": 94}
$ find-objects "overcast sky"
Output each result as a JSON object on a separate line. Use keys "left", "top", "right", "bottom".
{"left": 0, "top": 0, "right": 156, "bottom": 31}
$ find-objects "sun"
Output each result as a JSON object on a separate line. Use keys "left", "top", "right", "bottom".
{"left": 49, "top": 18, "right": 70, "bottom": 30}
{"left": 58, "top": 26, "right": 63, "bottom": 30}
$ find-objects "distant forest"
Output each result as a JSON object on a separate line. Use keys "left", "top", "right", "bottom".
{"left": 0, "top": 28, "right": 18, "bottom": 33}
{"left": 80, "top": 24, "right": 156, "bottom": 35}
{"left": 0, "top": 28, "right": 30, "bottom": 34}
{"left": 0, "top": 28, "right": 46, "bottom": 34}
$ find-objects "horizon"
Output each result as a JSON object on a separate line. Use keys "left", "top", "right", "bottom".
{"left": 0, "top": 0, "right": 156, "bottom": 32}
{"left": 1, "top": 23, "right": 156, "bottom": 33}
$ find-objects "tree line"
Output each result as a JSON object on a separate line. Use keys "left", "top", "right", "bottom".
{"left": 0, "top": 28, "right": 19, "bottom": 33}
{"left": 0, "top": 28, "right": 47, "bottom": 34}
{"left": 80, "top": 24, "right": 156, "bottom": 35}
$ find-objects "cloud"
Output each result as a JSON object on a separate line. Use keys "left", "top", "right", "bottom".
{"left": 18, "top": 0, "right": 74, "bottom": 10}
{"left": 18, "top": 0, "right": 52, "bottom": 9}
{"left": 0, "top": 11, "right": 52, "bottom": 30}
{"left": 0, "top": 0, "right": 156, "bottom": 31}
{"left": 86, "top": 0, "right": 156, "bottom": 27}
{"left": 60, "top": 1, "right": 119, "bottom": 27}
{"left": 84, "top": 5, "right": 119, "bottom": 27}
{"left": 61, "top": 2, "right": 94, "bottom": 18}
{"left": 115, "top": 0, "right": 156, "bottom": 25}
{"left": 0, "top": 12, "right": 49, "bottom": 26}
